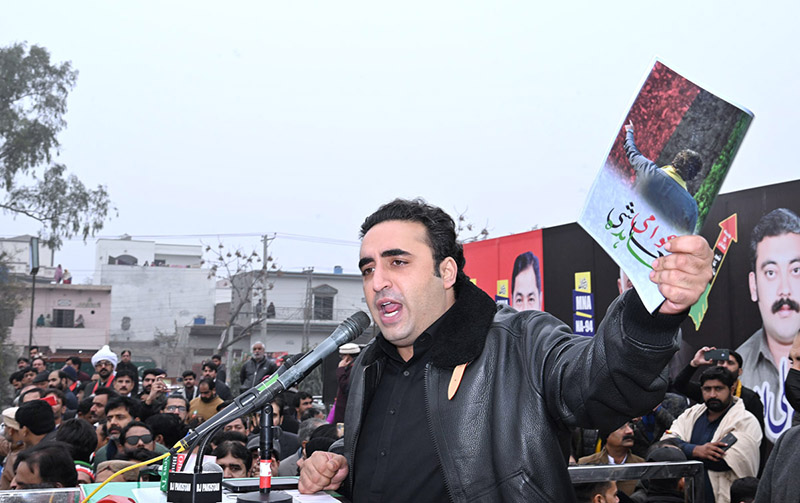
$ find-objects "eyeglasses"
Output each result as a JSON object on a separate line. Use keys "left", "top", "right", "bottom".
{"left": 95, "top": 361, "right": 113, "bottom": 368}
{"left": 166, "top": 405, "right": 187, "bottom": 412}
{"left": 124, "top": 434, "right": 153, "bottom": 446}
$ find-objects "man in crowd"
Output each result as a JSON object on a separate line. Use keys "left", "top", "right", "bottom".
{"left": 294, "top": 392, "right": 313, "bottom": 423}
{"left": 180, "top": 370, "right": 199, "bottom": 400}
{"left": 139, "top": 368, "right": 168, "bottom": 419}
{"left": 116, "top": 349, "right": 138, "bottom": 375}
{"left": 31, "top": 356, "right": 47, "bottom": 374}
{"left": 88, "top": 387, "right": 119, "bottom": 423}
{"left": 1, "top": 400, "right": 57, "bottom": 489}
{"left": 239, "top": 341, "right": 277, "bottom": 393}
{"left": 16, "top": 357, "right": 29, "bottom": 370}
{"left": 11, "top": 443, "right": 78, "bottom": 490}
{"left": 93, "top": 396, "right": 140, "bottom": 468}
{"left": 113, "top": 367, "right": 139, "bottom": 397}
{"left": 736, "top": 208, "right": 800, "bottom": 442}
{"left": 299, "top": 198, "right": 712, "bottom": 501}
{"left": 211, "top": 354, "right": 227, "bottom": 383}
{"left": 66, "top": 355, "right": 91, "bottom": 384}
{"left": 578, "top": 421, "right": 644, "bottom": 496}
{"left": 48, "top": 369, "right": 79, "bottom": 410}
{"left": 202, "top": 362, "right": 232, "bottom": 400}
{"left": 189, "top": 378, "right": 223, "bottom": 422}
{"left": 43, "top": 388, "right": 69, "bottom": 426}
{"left": 118, "top": 421, "right": 158, "bottom": 459}
{"left": 663, "top": 367, "right": 761, "bottom": 503}
{"left": 572, "top": 481, "right": 620, "bottom": 503}
{"left": 165, "top": 393, "right": 190, "bottom": 422}
{"left": 334, "top": 343, "right": 360, "bottom": 424}
{"left": 84, "top": 346, "right": 118, "bottom": 397}
{"left": 278, "top": 417, "right": 326, "bottom": 476}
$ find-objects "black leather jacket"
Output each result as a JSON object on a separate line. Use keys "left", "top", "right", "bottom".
{"left": 343, "top": 281, "right": 682, "bottom": 502}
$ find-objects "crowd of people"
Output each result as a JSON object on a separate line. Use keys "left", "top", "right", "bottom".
{"left": 4, "top": 199, "right": 799, "bottom": 503}
{"left": 1, "top": 341, "right": 354, "bottom": 490}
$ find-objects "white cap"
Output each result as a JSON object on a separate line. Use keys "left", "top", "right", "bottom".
{"left": 339, "top": 343, "right": 360, "bottom": 355}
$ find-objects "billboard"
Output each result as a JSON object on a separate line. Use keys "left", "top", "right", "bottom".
{"left": 463, "top": 229, "right": 544, "bottom": 312}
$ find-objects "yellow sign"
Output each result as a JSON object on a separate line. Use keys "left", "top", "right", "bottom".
{"left": 574, "top": 272, "right": 591, "bottom": 293}
{"left": 496, "top": 279, "right": 509, "bottom": 299}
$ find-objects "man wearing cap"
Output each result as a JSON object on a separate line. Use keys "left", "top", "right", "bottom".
{"left": 0, "top": 400, "right": 56, "bottom": 489}
{"left": 334, "top": 343, "right": 360, "bottom": 424}
{"left": 32, "top": 371, "right": 49, "bottom": 390}
{"left": 85, "top": 345, "right": 117, "bottom": 397}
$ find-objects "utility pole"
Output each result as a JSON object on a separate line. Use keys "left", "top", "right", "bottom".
{"left": 28, "top": 237, "right": 40, "bottom": 352}
{"left": 302, "top": 267, "right": 314, "bottom": 351}
{"left": 260, "top": 234, "right": 275, "bottom": 346}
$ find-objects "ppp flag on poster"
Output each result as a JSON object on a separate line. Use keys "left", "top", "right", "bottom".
{"left": 578, "top": 60, "right": 753, "bottom": 313}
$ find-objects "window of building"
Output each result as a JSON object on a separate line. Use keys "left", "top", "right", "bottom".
{"left": 52, "top": 309, "right": 74, "bottom": 328}
{"left": 312, "top": 284, "right": 338, "bottom": 320}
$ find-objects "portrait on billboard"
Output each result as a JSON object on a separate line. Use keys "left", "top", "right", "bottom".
{"left": 579, "top": 60, "right": 753, "bottom": 313}
{"left": 737, "top": 207, "right": 800, "bottom": 441}
{"left": 463, "top": 229, "right": 544, "bottom": 312}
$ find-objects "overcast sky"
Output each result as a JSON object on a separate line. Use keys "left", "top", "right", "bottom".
{"left": 2, "top": 1, "right": 798, "bottom": 283}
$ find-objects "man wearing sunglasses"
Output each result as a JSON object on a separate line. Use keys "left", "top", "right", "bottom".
{"left": 119, "top": 421, "right": 157, "bottom": 456}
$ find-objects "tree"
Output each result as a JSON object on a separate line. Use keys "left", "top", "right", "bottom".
{"left": 203, "top": 242, "right": 279, "bottom": 352}
{"left": 1, "top": 42, "right": 113, "bottom": 249}
{"left": 0, "top": 252, "right": 24, "bottom": 405}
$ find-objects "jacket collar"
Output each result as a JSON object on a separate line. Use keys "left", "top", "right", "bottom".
{"left": 363, "top": 277, "right": 498, "bottom": 369}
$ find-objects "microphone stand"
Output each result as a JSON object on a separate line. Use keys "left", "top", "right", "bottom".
{"left": 236, "top": 401, "right": 291, "bottom": 502}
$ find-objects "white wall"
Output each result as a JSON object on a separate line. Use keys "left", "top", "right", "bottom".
{"left": 98, "top": 264, "right": 215, "bottom": 342}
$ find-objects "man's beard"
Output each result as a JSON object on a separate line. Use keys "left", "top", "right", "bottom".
{"left": 705, "top": 398, "right": 730, "bottom": 412}
{"left": 772, "top": 297, "right": 800, "bottom": 314}
{"left": 200, "top": 395, "right": 215, "bottom": 403}
{"left": 142, "top": 385, "right": 151, "bottom": 394}
{"left": 98, "top": 369, "right": 111, "bottom": 379}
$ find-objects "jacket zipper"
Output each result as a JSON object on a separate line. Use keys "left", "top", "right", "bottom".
{"left": 424, "top": 363, "right": 456, "bottom": 503}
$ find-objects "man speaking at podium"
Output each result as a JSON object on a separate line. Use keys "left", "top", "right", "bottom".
{"left": 300, "top": 199, "right": 712, "bottom": 502}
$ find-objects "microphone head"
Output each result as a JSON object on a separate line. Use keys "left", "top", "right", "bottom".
{"left": 351, "top": 311, "right": 371, "bottom": 333}
{"left": 202, "top": 461, "right": 223, "bottom": 473}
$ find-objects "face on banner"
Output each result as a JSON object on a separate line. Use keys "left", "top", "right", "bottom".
{"left": 463, "top": 229, "right": 544, "bottom": 311}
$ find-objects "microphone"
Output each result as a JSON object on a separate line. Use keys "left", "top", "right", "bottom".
{"left": 202, "top": 461, "right": 223, "bottom": 473}
{"left": 177, "top": 311, "right": 371, "bottom": 450}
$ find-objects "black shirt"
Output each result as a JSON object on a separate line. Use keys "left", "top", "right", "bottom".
{"left": 352, "top": 315, "right": 450, "bottom": 503}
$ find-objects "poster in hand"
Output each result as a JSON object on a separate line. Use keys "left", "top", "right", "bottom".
{"left": 578, "top": 60, "right": 753, "bottom": 313}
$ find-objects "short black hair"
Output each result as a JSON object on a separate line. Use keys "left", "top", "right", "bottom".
{"left": 212, "top": 440, "right": 251, "bottom": 473}
{"left": 730, "top": 476, "right": 759, "bottom": 503}
{"left": 105, "top": 395, "right": 141, "bottom": 418}
{"left": 202, "top": 361, "right": 218, "bottom": 372}
{"left": 142, "top": 368, "right": 166, "bottom": 378}
{"left": 182, "top": 370, "right": 196, "bottom": 379}
{"left": 77, "top": 397, "right": 94, "bottom": 416}
{"left": 511, "top": 251, "right": 541, "bottom": 295}
{"left": 572, "top": 481, "right": 614, "bottom": 503}
{"left": 121, "top": 349, "right": 131, "bottom": 356}
{"left": 166, "top": 393, "right": 190, "bottom": 409}
{"left": 199, "top": 377, "right": 216, "bottom": 390}
{"left": 750, "top": 208, "right": 800, "bottom": 272}
{"left": 9, "top": 369, "right": 24, "bottom": 384}
{"left": 44, "top": 387, "right": 66, "bottom": 405}
{"left": 20, "top": 387, "right": 45, "bottom": 401}
{"left": 68, "top": 356, "right": 82, "bottom": 366}
{"left": 55, "top": 418, "right": 98, "bottom": 463}
{"left": 360, "top": 198, "right": 467, "bottom": 289}
{"left": 14, "top": 442, "right": 78, "bottom": 488}
{"left": 17, "top": 357, "right": 29, "bottom": 365}
{"left": 93, "top": 387, "right": 119, "bottom": 400}
{"left": 114, "top": 368, "right": 140, "bottom": 395}
{"left": 293, "top": 391, "right": 312, "bottom": 408}
{"left": 146, "top": 413, "right": 188, "bottom": 448}
{"left": 212, "top": 354, "right": 222, "bottom": 361}
{"left": 700, "top": 366, "right": 736, "bottom": 387}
